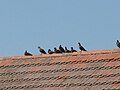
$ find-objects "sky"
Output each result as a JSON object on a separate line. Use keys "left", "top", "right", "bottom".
{"left": 0, "top": 0, "right": 120, "bottom": 57}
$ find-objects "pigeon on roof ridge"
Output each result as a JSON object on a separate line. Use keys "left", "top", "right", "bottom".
{"left": 78, "top": 42, "right": 87, "bottom": 51}
{"left": 24, "top": 50, "right": 33, "bottom": 56}
{"left": 38, "top": 46, "right": 47, "bottom": 54}
{"left": 65, "top": 46, "right": 71, "bottom": 53}
{"left": 116, "top": 40, "right": 120, "bottom": 48}
{"left": 59, "top": 45, "right": 65, "bottom": 53}
{"left": 48, "top": 49, "right": 54, "bottom": 54}
{"left": 54, "top": 47, "right": 62, "bottom": 53}
{"left": 71, "top": 47, "right": 77, "bottom": 52}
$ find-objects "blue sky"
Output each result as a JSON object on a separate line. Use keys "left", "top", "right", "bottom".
{"left": 0, "top": 0, "right": 120, "bottom": 56}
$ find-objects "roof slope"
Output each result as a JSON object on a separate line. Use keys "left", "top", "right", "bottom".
{"left": 0, "top": 49, "right": 120, "bottom": 90}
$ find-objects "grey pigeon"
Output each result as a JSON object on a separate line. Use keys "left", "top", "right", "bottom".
{"left": 71, "top": 47, "right": 77, "bottom": 52}
{"left": 38, "top": 46, "right": 47, "bottom": 54}
{"left": 48, "top": 49, "right": 54, "bottom": 54}
{"left": 78, "top": 42, "right": 87, "bottom": 51}
{"left": 59, "top": 45, "right": 65, "bottom": 53}
{"left": 54, "top": 47, "right": 62, "bottom": 53}
{"left": 116, "top": 40, "right": 120, "bottom": 48}
{"left": 24, "top": 50, "right": 32, "bottom": 56}
{"left": 65, "top": 47, "right": 71, "bottom": 53}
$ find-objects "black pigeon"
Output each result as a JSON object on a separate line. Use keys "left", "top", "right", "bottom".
{"left": 38, "top": 46, "right": 47, "bottom": 54}
{"left": 24, "top": 50, "right": 32, "bottom": 56}
{"left": 116, "top": 40, "right": 120, "bottom": 48}
{"left": 78, "top": 42, "right": 87, "bottom": 51}
{"left": 71, "top": 47, "right": 77, "bottom": 52}
{"left": 65, "top": 47, "right": 71, "bottom": 53}
{"left": 54, "top": 47, "right": 62, "bottom": 53}
{"left": 59, "top": 45, "right": 65, "bottom": 53}
{"left": 48, "top": 49, "right": 54, "bottom": 54}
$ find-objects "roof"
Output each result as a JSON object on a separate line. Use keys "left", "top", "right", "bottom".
{"left": 0, "top": 49, "right": 120, "bottom": 90}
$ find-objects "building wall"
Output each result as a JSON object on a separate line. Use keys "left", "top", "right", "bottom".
{"left": 0, "top": 50, "right": 120, "bottom": 90}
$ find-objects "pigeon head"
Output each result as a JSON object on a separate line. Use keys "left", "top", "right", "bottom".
{"left": 78, "top": 42, "right": 81, "bottom": 46}
{"left": 38, "top": 46, "right": 41, "bottom": 49}
{"left": 48, "top": 49, "right": 51, "bottom": 51}
{"left": 54, "top": 47, "right": 57, "bottom": 51}
{"left": 25, "top": 50, "right": 27, "bottom": 53}
{"left": 59, "top": 45, "right": 62, "bottom": 47}
{"left": 117, "top": 40, "right": 119, "bottom": 43}
{"left": 71, "top": 47, "right": 73, "bottom": 50}
{"left": 65, "top": 47, "right": 67, "bottom": 50}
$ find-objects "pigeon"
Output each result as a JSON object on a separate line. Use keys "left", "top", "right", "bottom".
{"left": 78, "top": 42, "right": 87, "bottom": 51}
{"left": 59, "top": 45, "right": 65, "bottom": 53}
{"left": 54, "top": 47, "right": 62, "bottom": 53}
{"left": 24, "top": 50, "right": 32, "bottom": 56}
{"left": 116, "top": 40, "right": 120, "bottom": 48}
{"left": 71, "top": 47, "right": 77, "bottom": 52}
{"left": 38, "top": 46, "right": 47, "bottom": 54}
{"left": 65, "top": 46, "right": 71, "bottom": 53}
{"left": 48, "top": 49, "right": 54, "bottom": 54}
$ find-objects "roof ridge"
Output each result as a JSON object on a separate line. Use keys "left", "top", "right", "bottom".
{"left": 0, "top": 49, "right": 120, "bottom": 61}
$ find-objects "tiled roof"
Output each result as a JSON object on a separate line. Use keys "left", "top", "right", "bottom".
{"left": 0, "top": 49, "right": 120, "bottom": 90}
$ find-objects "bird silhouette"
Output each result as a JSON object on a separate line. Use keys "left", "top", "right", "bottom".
{"left": 78, "top": 42, "right": 87, "bottom": 51}
{"left": 48, "top": 49, "right": 54, "bottom": 54}
{"left": 59, "top": 45, "right": 65, "bottom": 53}
{"left": 24, "top": 50, "right": 32, "bottom": 56}
{"left": 38, "top": 46, "right": 47, "bottom": 54}
{"left": 54, "top": 47, "right": 62, "bottom": 53}
{"left": 65, "top": 46, "right": 71, "bottom": 53}
{"left": 116, "top": 40, "right": 120, "bottom": 48}
{"left": 71, "top": 47, "right": 77, "bottom": 52}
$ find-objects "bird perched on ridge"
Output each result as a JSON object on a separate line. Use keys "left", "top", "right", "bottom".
{"left": 116, "top": 40, "right": 120, "bottom": 48}
{"left": 71, "top": 47, "right": 77, "bottom": 52}
{"left": 48, "top": 49, "right": 54, "bottom": 54}
{"left": 59, "top": 45, "right": 65, "bottom": 53}
{"left": 78, "top": 42, "right": 87, "bottom": 51}
{"left": 54, "top": 47, "right": 62, "bottom": 53}
{"left": 38, "top": 46, "right": 47, "bottom": 54}
{"left": 24, "top": 50, "right": 33, "bottom": 56}
{"left": 65, "top": 46, "right": 71, "bottom": 53}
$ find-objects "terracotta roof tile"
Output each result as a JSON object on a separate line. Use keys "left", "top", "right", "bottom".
{"left": 0, "top": 49, "right": 120, "bottom": 90}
